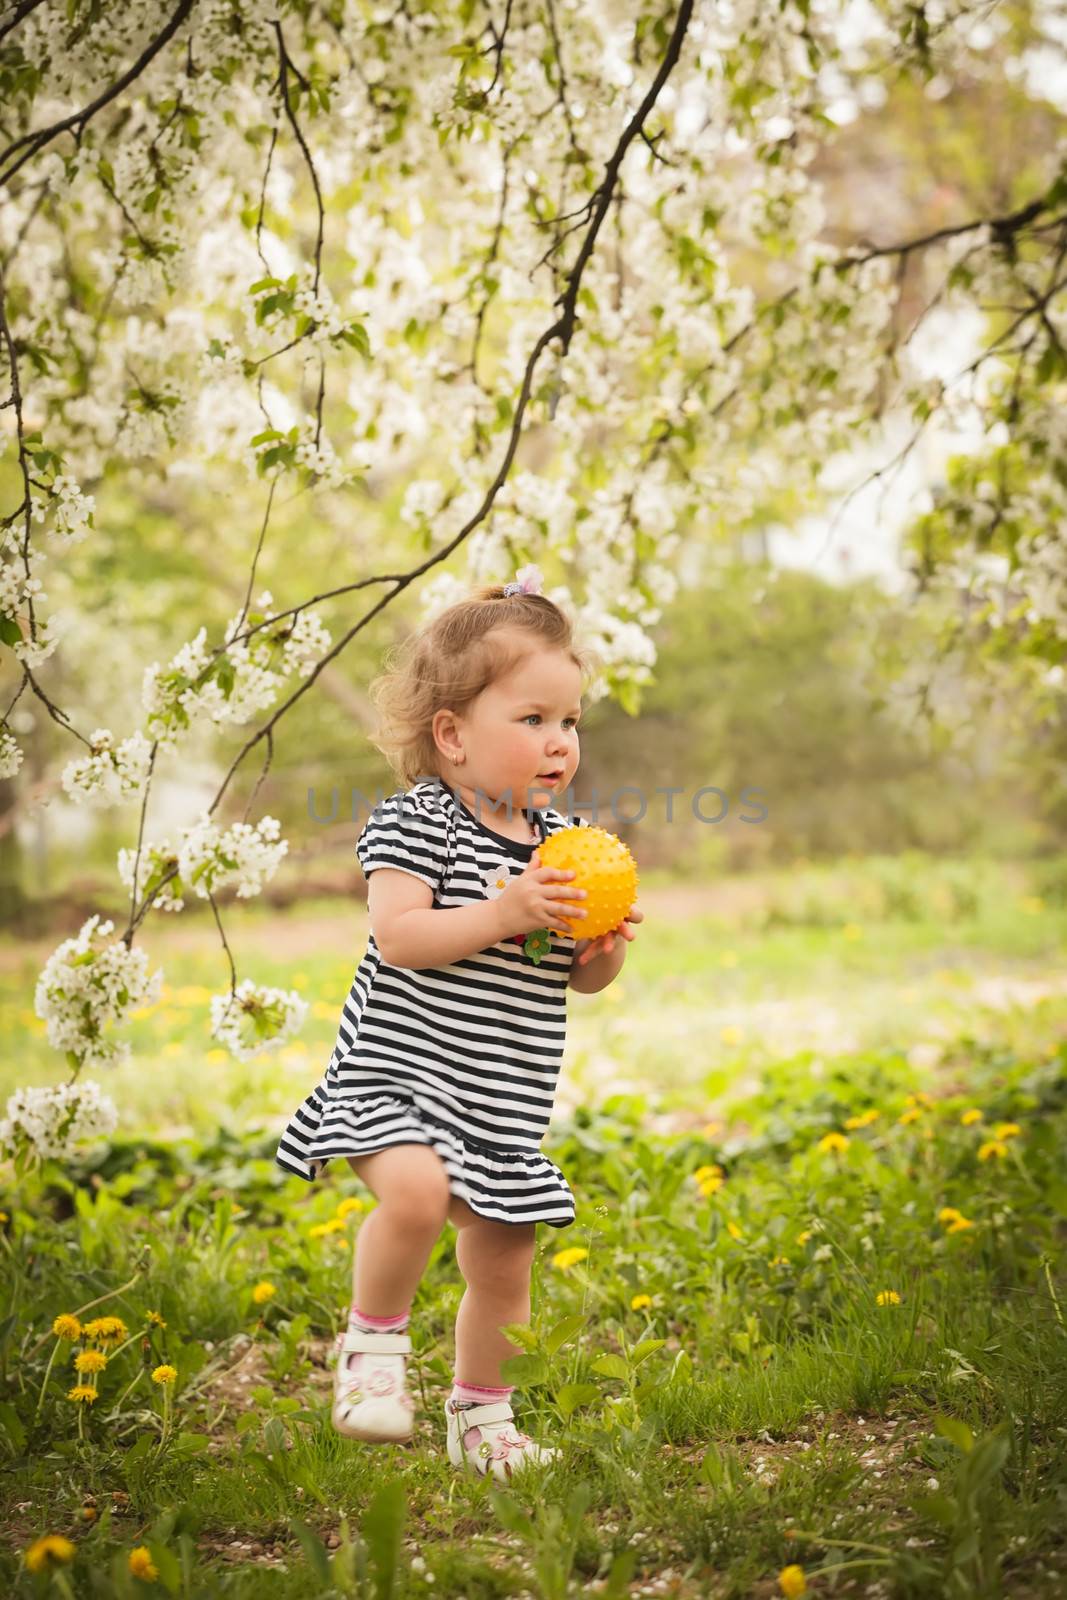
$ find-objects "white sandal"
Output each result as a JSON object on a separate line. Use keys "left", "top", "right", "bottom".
{"left": 331, "top": 1328, "right": 415, "bottom": 1443}
{"left": 445, "top": 1396, "right": 559, "bottom": 1481}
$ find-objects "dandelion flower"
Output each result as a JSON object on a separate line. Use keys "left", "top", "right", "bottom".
{"left": 778, "top": 1565, "right": 807, "bottom": 1597}
{"left": 67, "top": 1384, "right": 99, "bottom": 1404}
{"left": 251, "top": 1281, "right": 277, "bottom": 1305}
{"left": 769, "top": 1256, "right": 791, "bottom": 1268}
{"left": 552, "top": 1247, "right": 588, "bottom": 1271}
{"left": 947, "top": 1216, "right": 975, "bottom": 1233}
{"left": 83, "top": 1315, "right": 128, "bottom": 1346}
{"left": 129, "top": 1546, "right": 159, "bottom": 1581}
{"left": 720, "top": 1024, "right": 743, "bottom": 1045}
{"left": 25, "top": 1534, "right": 76, "bottom": 1573}
{"left": 698, "top": 1174, "right": 724, "bottom": 1196}
{"left": 905, "top": 1092, "right": 934, "bottom": 1108}
{"left": 308, "top": 1218, "right": 346, "bottom": 1238}
{"left": 978, "top": 1140, "right": 1008, "bottom": 1162}
{"left": 151, "top": 1364, "right": 177, "bottom": 1386}
{"left": 694, "top": 1163, "right": 724, "bottom": 1182}
{"left": 795, "top": 1229, "right": 813, "bottom": 1246}
{"left": 145, "top": 1310, "right": 167, "bottom": 1328}
{"left": 898, "top": 1107, "right": 923, "bottom": 1126}
{"left": 726, "top": 1220, "right": 744, "bottom": 1241}
{"left": 334, "top": 1196, "right": 365, "bottom": 1218}
{"left": 875, "top": 1290, "right": 901, "bottom": 1306}
{"left": 817, "top": 1132, "right": 850, "bottom": 1154}
{"left": 74, "top": 1349, "right": 107, "bottom": 1374}
{"left": 630, "top": 1293, "right": 652, "bottom": 1310}
{"left": 960, "top": 1108, "right": 983, "bottom": 1126}
{"left": 994, "top": 1122, "right": 1021, "bottom": 1140}
{"left": 52, "top": 1313, "right": 83, "bottom": 1341}
{"left": 845, "top": 1109, "right": 879, "bottom": 1129}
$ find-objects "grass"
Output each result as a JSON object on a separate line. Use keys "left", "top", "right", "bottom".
{"left": 0, "top": 851, "right": 1065, "bottom": 1597}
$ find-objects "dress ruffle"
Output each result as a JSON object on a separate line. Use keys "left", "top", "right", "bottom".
{"left": 275, "top": 1085, "right": 576, "bottom": 1229}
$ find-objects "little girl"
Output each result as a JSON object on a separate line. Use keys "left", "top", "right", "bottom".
{"left": 275, "top": 564, "right": 642, "bottom": 1480}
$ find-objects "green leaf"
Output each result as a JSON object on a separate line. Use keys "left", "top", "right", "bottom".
{"left": 145, "top": 1540, "right": 182, "bottom": 1594}
{"left": 289, "top": 1517, "right": 331, "bottom": 1584}
{"left": 487, "top": 1487, "right": 535, "bottom": 1541}
{"left": 499, "top": 1352, "right": 550, "bottom": 1386}
{"left": 934, "top": 1414, "right": 974, "bottom": 1453}
{"left": 591, "top": 1353, "right": 629, "bottom": 1381}
{"left": 362, "top": 1477, "right": 406, "bottom": 1599}
{"left": 629, "top": 1338, "right": 667, "bottom": 1368}
{"left": 555, "top": 1382, "right": 599, "bottom": 1418}
{"left": 0, "top": 615, "right": 22, "bottom": 648}
{"left": 543, "top": 1313, "right": 588, "bottom": 1357}
{"left": 0, "top": 1401, "right": 26, "bottom": 1454}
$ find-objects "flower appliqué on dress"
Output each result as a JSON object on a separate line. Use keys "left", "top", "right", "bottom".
{"left": 480, "top": 860, "right": 553, "bottom": 963}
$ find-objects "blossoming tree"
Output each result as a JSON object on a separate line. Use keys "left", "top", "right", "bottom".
{"left": 1, "top": 0, "right": 1064, "bottom": 1163}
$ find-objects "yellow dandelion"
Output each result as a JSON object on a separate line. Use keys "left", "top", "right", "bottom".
{"left": 905, "top": 1092, "right": 934, "bottom": 1108}
{"left": 1020, "top": 895, "right": 1044, "bottom": 914}
{"left": 898, "top": 1107, "right": 923, "bottom": 1126}
{"left": 875, "top": 1290, "right": 902, "bottom": 1306}
{"left": 334, "top": 1196, "right": 365, "bottom": 1218}
{"left": 0, "top": 1210, "right": 8, "bottom": 1222}
{"left": 151, "top": 1364, "right": 177, "bottom": 1386}
{"left": 25, "top": 1534, "right": 76, "bottom": 1573}
{"left": 778, "top": 1565, "right": 807, "bottom": 1598}
{"left": 82, "top": 1315, "right": 128, "bottom": 1346}
{"left": 67, "top": 1384, "right": 99, "bottom": 1404}
{"left": 74, "top": 1349, "right": 107, "bottom": 1374}
{"left": 630, "top": 1293, "right": 652, "bottom": 1310}
{"left": 844, "top": 1109, "right": 879, "bottom": 1130}
{"left": 308, "top": 1218, "right": 346, "bottom": 1238}
{"left": 938, "top": 1206, "right": 963, "bottom": 1225}
{"left": 129, "top": 1546, "right": 159, "bottom": 1582}
{"left": 842, "top": 922, "right": 863, "bottom": 940}
{"left": 726, "top": 1220, "right": 744, "bottom": 1241}
{"left": 947, "top": 1216, "right": 975, "bottom": 1233}
{"left": 994, "top": 1122, "right": 1021, "bottom": 1140}
{"left": 769, "top": 1256, "right": 791, "bottom": 1268}
{"left": 145, "top": 1310, "right": 167, "bottom": 1328}
{"left": 51, "top": 1313, "right": 83, "bottom": 1341}
{"left": 552, "top": 1246, "right": 589, "bottom": 1271}
{"left": 817, "top": 1131, "right": 850, "bottom": 1154}
{"left": 960, "top": 1108, "right": 983, "bottom": 1126}
{"left": 694, "top": 1163, "right": 724, "bottom": 1182}
{"left": 81, "top": 1505, "right": 97, "bottom": 1523}
{"left": 702, "top": 1120, "right": 724, "bottom": 1138}
{"left": 699, "top": 1175, "right": 724, "bottom": 1196}
{"left": 978, "top": 1140, "right": 1008, "bottom": 1162}
{"left": 720, "top": 1024, "right": 743, "bottom": 1046}
{"left": 796, "top": 1229, "right": 813, "bottom": 1246}
{"left": 251, "top": 1281, "right": 277, "bottom": 1305}
{"left": 720, "top": 950, "right": 739, "bottom": 967}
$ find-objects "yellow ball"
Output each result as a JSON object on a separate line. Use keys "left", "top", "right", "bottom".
{"left": 537, "top": 826, "right": 639, "bottom": 940}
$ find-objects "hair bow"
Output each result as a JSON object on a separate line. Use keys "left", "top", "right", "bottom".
{"left": 503, "top": 564, "right": 543, "bottom": 598}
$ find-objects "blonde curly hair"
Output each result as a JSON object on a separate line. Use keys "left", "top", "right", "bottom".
{"left": 367, "top": 581, "right": 602, "bottom": 790}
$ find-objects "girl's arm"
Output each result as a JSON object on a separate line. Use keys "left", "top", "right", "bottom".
{"left": 568, "top": 938, "right": 627, "bottom": 994}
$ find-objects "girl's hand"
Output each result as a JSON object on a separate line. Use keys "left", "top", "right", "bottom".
{"left": 494, "top": 852, "right": 588, "bottom": 939}
{"left": 574, "top": 901, "right": 644, "bottom": 966}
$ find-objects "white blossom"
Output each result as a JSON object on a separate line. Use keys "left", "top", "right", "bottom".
{"left": 0, "top": 1081, "right": 119, "bottom": 1166}
{"left": 34, "top": 915, "right": 163, "bottom": 1069}
{"left": 210, "top": 978, "right": 309, "bottom": 1061}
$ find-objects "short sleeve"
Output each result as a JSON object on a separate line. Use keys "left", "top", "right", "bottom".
{"left": 356, "top": 790, "right": 452, "bottom": 893}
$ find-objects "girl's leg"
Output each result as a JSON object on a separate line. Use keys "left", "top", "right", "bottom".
{"left": 449, "top": 1200, "right": 537, "bottom": 1388}
{"left": 345, "top": 1144, "right": 451, "bottom": 1313}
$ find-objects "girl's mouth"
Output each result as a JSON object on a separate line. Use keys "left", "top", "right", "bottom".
{"left": 535, "top": 771, "right": 563, "bottom": 784}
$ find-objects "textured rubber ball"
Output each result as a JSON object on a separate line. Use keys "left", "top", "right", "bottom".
{"left": 537, "top": 825, "right": 639, "bottom": 940}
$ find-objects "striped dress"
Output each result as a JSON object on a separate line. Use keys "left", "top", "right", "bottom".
{"left": 274, "top": 779, "right": 590, "bottom": 1228}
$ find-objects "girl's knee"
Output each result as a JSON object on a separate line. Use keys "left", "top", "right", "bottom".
{"left": 350, "top": 1145, "right": 451, "bottom": 1232}
{"left": 458, "top": 1221, "right": 536, "bottom": 1293}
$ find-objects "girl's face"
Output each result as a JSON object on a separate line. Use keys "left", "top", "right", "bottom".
{"left": 436, "top": 643, "right": 583, "bottom": 813}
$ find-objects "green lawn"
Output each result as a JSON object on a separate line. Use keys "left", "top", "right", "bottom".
{"left": 1, "top": 854, "right": 1065, "bottom": 1597}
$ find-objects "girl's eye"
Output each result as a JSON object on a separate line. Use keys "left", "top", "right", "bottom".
{"left": 523, "top": 715, "right": 579, "bottom": 728}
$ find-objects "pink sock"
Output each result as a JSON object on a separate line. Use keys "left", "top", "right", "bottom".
{"left": 344, "top": 1305, "right": 409, "bottom": 1375}
{"left": 451, "top": 1380, "right": 514, "bottom": 1408}
{"left": 348, "top": 1304, "right": 409, "bottom": 1333}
